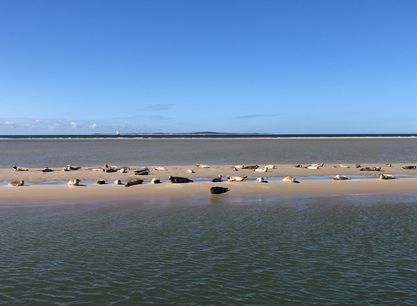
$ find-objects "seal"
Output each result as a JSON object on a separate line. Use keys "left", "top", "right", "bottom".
{"left": 255, "top": 167, "right": 268, "bottom": 173}
{"left": 402, "top": 166, "right": 416, "bottom": 170}
{"left": 210, "top": 186, "right": 229, "bottom": 194}
{"left": 360, "top": 166, "right": 381, "bottom": 171}
{"left": 114, "top": 179, "right": 123, "bottom": 185}
{"left": 186, "top": 169, "right": 195, "bottom": 174}
{"left": 333, "top": 175, "right": 349, "bottom": 180}
{"left": 227, "top": 176, "right": 247, "bottom": 182}
{"left": 256, "top": 177, "right": 268, "bottom": 183}
{"left": 211, "top": 175, "right": 223, "bottom": 182}
{"left": 151, "top": 178, "right": 161, "bottom": 184}
{"left": 154, "top": 166, "right": 167, "bottom": 171}
{"left": 63, "top": 165, "right": 81, "bottom": 171}
{"left": 134, "top": 168, "right": 150, "bottom": 175}
{"left": 169, "top": 176, "right": 193, "bottom": 183}
{"left": 96, "top": 179, "right": 106, "bottom": 184}
{"left": 282, "top": 176, "right": 299, "bottom": 183}
{"left": 242, "top": 165, "right": 259, "bottom": 170}
{"left": 12, "top": 166, "right": 28, "bottom": 171}
{"left": 379, "top": 174, "right": 396, "bottom": 180}
{"left": 67, "top": 179, "right": 81, "bottom": 186}
{"left": 42, "top": 167, "right": 54, "bottom": 172}
{"left": 8, "top": 180, "right": 24, "bottom": 187}
{"left": 125, "top": 179, "right": 144, "bottom": 187}
{"left": 196, "top": 164, "right": 210, "bottom": 168}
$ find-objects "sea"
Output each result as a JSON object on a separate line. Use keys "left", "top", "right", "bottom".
{"left": 1, "top": 135, "right": 417, "bottom": 167}
{"left": 1, "top": 135, "right": 417, "bottom": 304}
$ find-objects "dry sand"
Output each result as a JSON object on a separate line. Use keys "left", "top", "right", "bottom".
{"left": 1, "top": 163, "right": 417, "bottom": 204}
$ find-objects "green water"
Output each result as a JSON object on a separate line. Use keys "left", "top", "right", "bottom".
{"left": 1, "top": 194, "right": 417, "bottom": 305}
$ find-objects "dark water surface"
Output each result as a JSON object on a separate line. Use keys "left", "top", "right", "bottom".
{"left": 1, "top": 194, "right": 417, "bottom": 305}
{"left": 1, "top": 138, "right": 417, "bottom": 167}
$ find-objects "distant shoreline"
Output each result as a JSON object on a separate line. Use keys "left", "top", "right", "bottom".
{"left": 1, "top": 133, "right": 417, "bottom": 140}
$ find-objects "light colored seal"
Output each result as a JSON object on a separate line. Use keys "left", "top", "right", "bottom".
{"left": 196, "top": 164, "right": 210, "bottom": 168}
{"left": 227, "top": 176, "right": 247, "bottom": 182}
{"left": 379, "top": 174, "right": 396, "bottom": 180}
{"left": 67, "top": 179, "right": 81, "bottom": 186}
{"left": 282, "top": 176, "right": 298, "bottom": 183}
{"left": 154, "top": 166, "right": 167, "bottom": 171}
{"left": 8, "top": 180, "right": 24, "bottom": 187}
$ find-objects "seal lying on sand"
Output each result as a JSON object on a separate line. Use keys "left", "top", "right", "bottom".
{"left": 169, "top": 176, "right": 193, "bottom": 183}
{"left": 227, "top": 176, "right": 247, "bottom": 182}
{"left": 12, "top": 166, "right": 28, "bottom": 171}
{"left": 154, "top": 166, "right": 167, "bottom": 171}
{"left": 333, "top": 175, "right": 349, "bottom": 180}
{"left": 256, "top": 177, "right": 268, "bottom": 183}
{"left": 96, "top": 179, "right": 106, "bottom": 185}
{"left": 210, "top": 186, "right": 229, "bottom": 194}
{"left": 360, "top": 167, "right": 381, "bottom": 171}
{"left": 63, "top": 165, "right": 81, "bottom": 171}
{"left": 402, "top": 165, "right": 416, "bottom": 170}
{"left": 8, "top": 180, "right": 24, "bottom": 187}
{"left": 114, "top": 179, "right": 123, "bottom": 185}
{"left": 282, "top": 176, "right": 299, "bottom": 183}
{"left": 211, "top": 175, "right": 223, "bottom": 182}
{"left": 134, "top": 168, "right": 150, "bottom": 175}
{"left": 242, "top": 165, "right": 259, "bottom": 170}
{"left": 255, "top": 167, "right": 268, "bottom": 173}
{"left": 307, "top": 164, "right": 322, "bottom": 170}
{"left": 151, "top": 178, "right": 161, "bottom": 184}
{"left": 379, "top": 174, "right": 396, "bottom": 180}
{"left": 42, "top": 167, "right": 54, "bottom": 172}
{"left": 125, "top": 179, "right": 144, "bottom": 187}
{"left": 196, "top": 164, "right": 210, "bottom": 168}
{"left": 67, "top": 179, "right": 81, "bottom": 186}
{"left": 186, "top": 169, "right": 195, "bottom": 174}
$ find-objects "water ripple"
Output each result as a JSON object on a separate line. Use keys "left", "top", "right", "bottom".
{"left": 1, "top": 194, "right": 417, "bottom": 304}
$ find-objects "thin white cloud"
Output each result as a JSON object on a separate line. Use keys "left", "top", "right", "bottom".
{"left": 140, "top": 104, "right": 175, "bottom": 111}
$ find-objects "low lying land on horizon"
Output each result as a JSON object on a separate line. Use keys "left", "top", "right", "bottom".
{"left": 3, "top": 133, "right": 417, "bottom": 139}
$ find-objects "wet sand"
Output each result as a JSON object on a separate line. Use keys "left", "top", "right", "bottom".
{"left": 1, "top": 163, "right": 417, "bottom": 204}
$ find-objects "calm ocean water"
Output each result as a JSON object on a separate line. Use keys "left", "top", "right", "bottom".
{"left": 1, "top": 194, "right": 417, "bottom": 304}
{"left": 1, "top": 138, "right": 417, "bottom": 167}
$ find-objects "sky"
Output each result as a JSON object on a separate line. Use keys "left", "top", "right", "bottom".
{"left": 0, "top": 0, "right": 416, "bottom": 134}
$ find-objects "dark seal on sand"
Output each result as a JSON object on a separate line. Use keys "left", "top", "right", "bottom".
{"left": 125, "top": 179, "right": 144, "bottom": 187}
{"left": 210, "top": 186, "right": 229, "bottom": 194}
{"left": 169, "top": 176, "right": 193, "bottom": 183}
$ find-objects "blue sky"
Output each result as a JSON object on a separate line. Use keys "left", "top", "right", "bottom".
{"left": 0, "top": 0, "right": 416, "bottom": 134}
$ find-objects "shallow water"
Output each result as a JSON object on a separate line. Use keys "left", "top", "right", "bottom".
{"left": 1, "top": 194, "right": 417, "bottom": 304}
{"left": 2, "top": 138, "right": 417, "bottom": 167}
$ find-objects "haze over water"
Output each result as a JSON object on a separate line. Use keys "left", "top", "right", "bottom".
{"left": 1, "top": 138, "right": 417, "bottom": 168}
{"left": 1, "top": 194, "right": 417, "bottom": 304}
